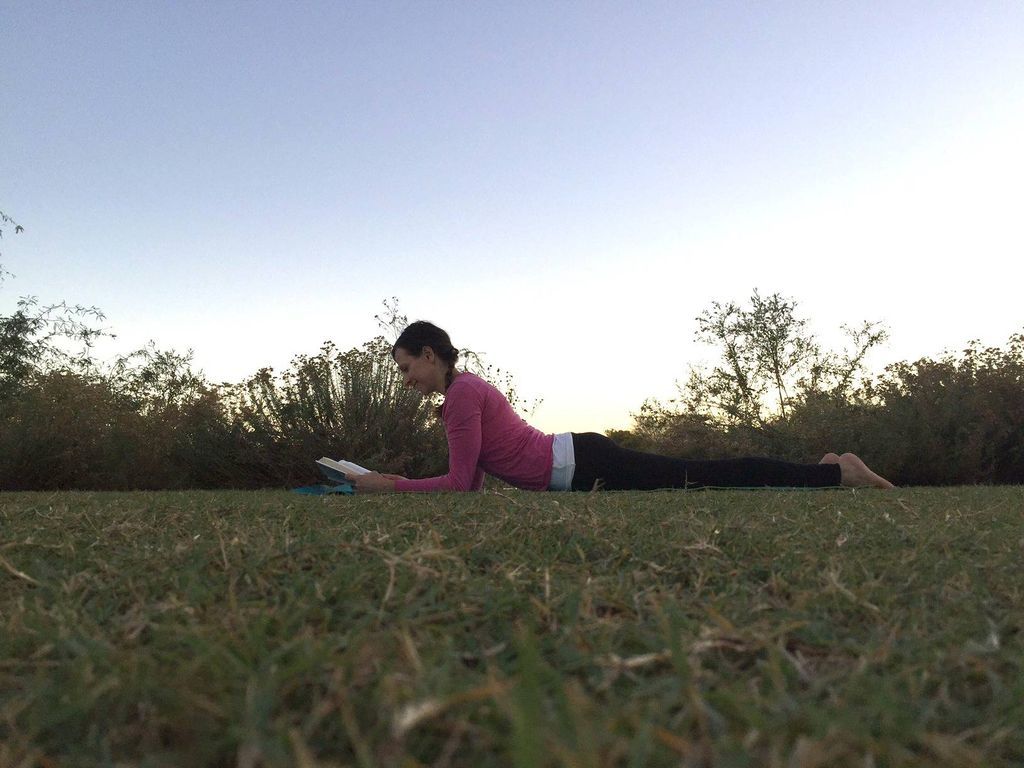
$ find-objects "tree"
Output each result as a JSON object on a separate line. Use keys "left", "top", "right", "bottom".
{"left": 0, "top": 297, "right": 110, "bottom": 402}
{"left": 1, "top": 209, "right": 24, "bottom": 286}
{"left": 662, "top": 290, "right": 888, "bottom": 433}
{"left": 0, "top": 211, "right": 111, "bottom": 401}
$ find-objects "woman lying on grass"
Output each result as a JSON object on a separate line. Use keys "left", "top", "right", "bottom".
{"left": 350, "top": 321, "right": 894, "bottom": 493}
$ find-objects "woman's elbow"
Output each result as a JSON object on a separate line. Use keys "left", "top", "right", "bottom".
{"left": 448, "top": 475, "right": 478, "bottom": 492}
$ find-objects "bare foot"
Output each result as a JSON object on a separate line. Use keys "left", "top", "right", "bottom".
{"left": 834, "top": 452, "right": 894, "bottom": 489}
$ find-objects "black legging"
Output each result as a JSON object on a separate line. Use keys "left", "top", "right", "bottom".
{"left": 569, "top": 432, "right": 842, "bottom": 491}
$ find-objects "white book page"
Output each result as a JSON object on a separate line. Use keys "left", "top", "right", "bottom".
{"left": 316, "top": 457, "right": 371, "bottom": 476}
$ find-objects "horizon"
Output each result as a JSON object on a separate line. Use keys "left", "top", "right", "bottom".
{"left": 2, "top": 1, "right": 1022, "bottom": 433}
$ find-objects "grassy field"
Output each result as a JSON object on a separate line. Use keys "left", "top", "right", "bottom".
{"left": 1, "top": 487, "right": 1021, "bottom": 767}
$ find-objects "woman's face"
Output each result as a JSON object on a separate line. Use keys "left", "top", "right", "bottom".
{"left": 394, "top": 346, "right": 445, "bottom": 395}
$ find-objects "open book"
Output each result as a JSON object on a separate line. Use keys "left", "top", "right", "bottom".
{"left": 316, "top": 456, "right": 372, "bottom": 484}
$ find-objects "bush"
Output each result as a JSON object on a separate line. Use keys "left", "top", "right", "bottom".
{"left": 621, "top": 289, "right": 1024, "bottom": 485}
{"left": 222, "top": 336, "right": 447, "bottom": 488}
{"left": 627, "top": 332, "right": 1024, "bottom": 486}
{"left": 0, "top": 361, "right": 237, "bottom": 491}
{"left": 0, "top": 335, "right": 451, "bottom": 491}
{"left": 861, "top": 335, "right": 1024, "bottom": 484}
{"left": 0, "top": 370, "right": 133, "bottom": 490}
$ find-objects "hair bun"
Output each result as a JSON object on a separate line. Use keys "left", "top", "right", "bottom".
{"left": 393, "top": 322, "right": 459, "bottom": 369}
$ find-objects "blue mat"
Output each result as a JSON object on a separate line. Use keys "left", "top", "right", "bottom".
{"left": 292, "top": 482, "right": 355, "bottom": 495}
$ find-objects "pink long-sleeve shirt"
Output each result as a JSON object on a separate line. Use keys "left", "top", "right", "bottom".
{"left": 394, "top": 372, "right": 554, "bottom": 492}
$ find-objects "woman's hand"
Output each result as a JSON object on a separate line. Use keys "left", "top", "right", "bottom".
{"left": 349, "top": 472, "right": 406, "bottom": 493}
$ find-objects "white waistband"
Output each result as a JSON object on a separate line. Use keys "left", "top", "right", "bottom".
{"left": 549, "top": 432, "right": 575, "bottom": 491}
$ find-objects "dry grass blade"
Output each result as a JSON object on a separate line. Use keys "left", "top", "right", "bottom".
{"left": 599, "top": 650, "right": 672, "bottom": 671}
{"left": 288, "top": 727, "right": 319, "bottom": 768}
{"left": 0, "top": 553, "right": 43, "bottom": 587}
{"left": 393, "top": 680, "right": 511, "bottom": 739}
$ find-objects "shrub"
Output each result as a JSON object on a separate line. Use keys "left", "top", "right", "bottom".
{"left": 627, "top": 332, "right": 1024, "bottom": 486}
{"left": 862, "top": 335, "right": 1024, "bottom": 484}
{"left": 223, "top": 336, "right": 447, "bottom": 487}
{"left": 0, "top": 370, "right": 129, "bottom": 489}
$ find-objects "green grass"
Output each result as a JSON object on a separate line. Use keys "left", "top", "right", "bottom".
{"left": 1, "top": 487, "right": 1022, "bottom": 767}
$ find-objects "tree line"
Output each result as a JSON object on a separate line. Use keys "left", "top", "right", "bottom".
{"left": 2, "top": 289, "right": 1021, "bottom": 489}
{"left": 2, "top": 214, "right": 1021, "bottom": 488}
{"left": 611, "top": 291, "right": 1024, "bottom": 486}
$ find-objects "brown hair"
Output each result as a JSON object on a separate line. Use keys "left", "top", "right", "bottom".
{"left": 393, "top": 321, "right": 459, "bottom": 391}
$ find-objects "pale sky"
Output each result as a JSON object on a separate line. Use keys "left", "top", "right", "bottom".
{"left": 2, "top": 1, "right": 1022, "bottom": 433}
